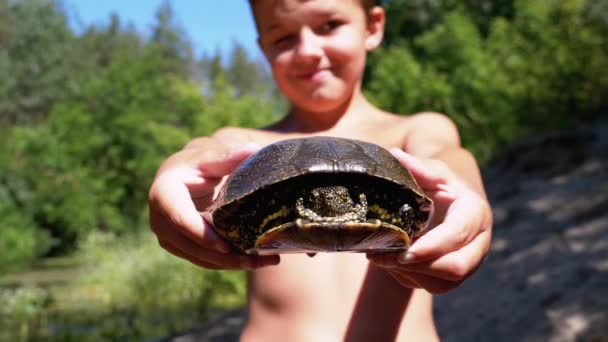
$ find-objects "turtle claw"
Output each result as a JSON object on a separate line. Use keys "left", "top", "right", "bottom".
{"left": 398, "top": 204, "right": 414, "bottom": 228}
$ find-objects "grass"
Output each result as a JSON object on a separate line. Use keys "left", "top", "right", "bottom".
{"left": 0, "top": 231, "right": 247, "bottom": 341}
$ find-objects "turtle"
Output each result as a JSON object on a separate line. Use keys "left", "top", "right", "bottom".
{"left": 210, "top": 136, "right": 433, "bottom": 255}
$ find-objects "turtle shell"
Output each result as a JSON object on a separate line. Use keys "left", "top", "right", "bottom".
{"left": 210, "top": 136, "right": 433, "bottom": 255}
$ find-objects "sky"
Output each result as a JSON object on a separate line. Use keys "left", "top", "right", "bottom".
{"left": 63, "top": 0, "right": 262, "bottom": 60}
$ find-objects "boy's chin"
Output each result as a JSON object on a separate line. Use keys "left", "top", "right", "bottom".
{"left": 295, "top": 94, "right": 349, "bottom": 113}
{"left": 306, "top": 86, "right": 352, "bottom": 106}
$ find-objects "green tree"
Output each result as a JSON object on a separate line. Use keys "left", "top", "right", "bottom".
{"left": 367, "top": 0, "right": 608, "bottom": 162}
{"left": 150, "top": 0, "right": 194, "bottom": 77}
{"left": 226, "top": 41, "right": 269, "bottom": 96}
{"left": 0, "top": 0, "right": 77, "bottom": 126}
{"left": 0, "top": 0, "right": 8, "bottom": 47}
{"left": 77, "top": 13, "right": 144, "bottom": 70}
{"left": 382, "top": 0, "right": 515, "bottom": 45}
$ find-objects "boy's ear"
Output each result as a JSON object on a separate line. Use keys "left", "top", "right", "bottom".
{"left": 365, "top": 6, "right": 385, "bottom": 51}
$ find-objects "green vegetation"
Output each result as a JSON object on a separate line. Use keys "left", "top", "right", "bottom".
{"left": 367, "top": 0, "right": 608, "bottom": 161}
{"left": 0, "top": 233, "right": 246, "bottom": 340}
{"left": 1, "top": 0, "right": 606, "bottom": 340}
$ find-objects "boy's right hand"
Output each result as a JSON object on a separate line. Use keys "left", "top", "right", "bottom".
{"left": 148, "top": 139, "right": 280, "bottom": 270}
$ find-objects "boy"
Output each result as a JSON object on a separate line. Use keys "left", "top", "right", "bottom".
{"left": 148, "top": 0, "right": 493, "bottom": 340}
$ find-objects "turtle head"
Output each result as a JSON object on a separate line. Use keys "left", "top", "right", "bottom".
{"left": 296, "top": 186, "right": 367, "bottom": 223}
{"left": 309, "top": 186, "right": 354, "bottom": 216}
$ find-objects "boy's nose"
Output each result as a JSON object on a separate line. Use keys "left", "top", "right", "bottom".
{"left": 295, "top": 28, "right": 323, "bottom": 61}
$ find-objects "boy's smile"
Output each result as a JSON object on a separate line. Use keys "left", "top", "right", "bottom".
{"left": 296, "top": 68, "right": 332, "bottom": 83}
{"left": 252, "top": 0, "right": 384, "bottom": 114}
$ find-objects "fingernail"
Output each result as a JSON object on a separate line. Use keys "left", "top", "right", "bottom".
{"left": 398, "top": 252, "right": 416, "bottom": 264}
{"left": 240, "top": 256, "right": 259, "bottom": 270}
{"left": 216, "top": 242, "right": 231, "bottom": 254}
{"left": 242, "top": 142, "right": 261, "bottom": 150}
{"left": 241, "top": 261, "right": 255, "bottom": 271}
{"left": 264, "top": 257, "right": 280, "bottom": 267}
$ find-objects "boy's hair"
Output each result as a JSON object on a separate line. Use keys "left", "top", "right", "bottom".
{"left": 360, "top": 0, "right": 377, "bottom": 12}
{"left": 248, "top": 0, "right": 379, "bottom": 17}
{"left": 249, "top": 0, "right": 377, "bottom": 5}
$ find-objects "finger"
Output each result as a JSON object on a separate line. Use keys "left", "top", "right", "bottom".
{"left": 399, "top": 229, "right": 491, "bottom": 282}
{"left": 159, "top": 239, "right": 239, "bottom": 270}
{"left": 404, "top": 193, "right": 489, "bottom": 262}
{"left": 392, "top": 269, "right": 462, "bottom": 294}
{"left": 154, "top": 218, "right": 279, "bottom": 270}
{"left": 366, "top": 252, "right": 401, "bottom": 268}
{"left": 164, "top": 144, "right": 260, "bottom": 202}
{"left": 198, "top": 142, "right": 261, "bottom": 178}
{"left": 152, "top": 216, "right": 237, "bottom": 267}
{"left": 150, "top": 177, "right": 231, "bottom": 252}
{"left": 369, "top": 261, "right": 422, "bottom": 288}
{"left": 389, "top": 148, "right": 457, "bottom": 204}
{"left": 157, "top": 143, "right": 260, "bottom": 197}
{"left": 385, "top": 269, "right": 422, "bottom": 289}
{"left": 370, "top": 254, "right": 462, "bottom": 293}
{"left": 389, "top": 149, "right": 447, "bottom": 188}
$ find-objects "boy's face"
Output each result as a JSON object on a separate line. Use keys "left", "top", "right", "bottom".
{"left": 252, "top": 0, "right": 384, "bottom": 113}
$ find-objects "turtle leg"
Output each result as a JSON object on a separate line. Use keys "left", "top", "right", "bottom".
{"left": 398, "top": 203, "right": 414, "bottom": 229}
{"left": 296, "top": 197, "right": 322, "bottom": 222}
{"left": 354, "top": 193, "right": 368, "bottom": 221}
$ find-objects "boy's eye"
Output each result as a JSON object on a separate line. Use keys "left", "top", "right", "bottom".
{"left": 273, "top": 34, "right": 296, "bottom": 49}
{"left": 318, "top": 20, "right": 341, "bottom": 34}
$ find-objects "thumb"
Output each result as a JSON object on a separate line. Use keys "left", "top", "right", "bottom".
{"left": 389, "top": 148, "right": 445, "bottom": 188}
{"left": 199, "top": 142, "right": 261, "bottom": 178}
{"left": 389, "top": 148, "right": 456, "bottom": 202}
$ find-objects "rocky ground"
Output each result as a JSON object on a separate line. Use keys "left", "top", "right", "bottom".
{"left": 435, "top": 125, "right": 608, "bottom": 341}
{"left": 160, "top": 125, "right": 608, "bottom": 342}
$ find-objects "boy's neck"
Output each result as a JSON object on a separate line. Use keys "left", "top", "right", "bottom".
{"left": 283, "top": 90, "right": 376, "bottom": 133}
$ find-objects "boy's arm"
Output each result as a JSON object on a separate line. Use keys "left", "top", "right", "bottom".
{"left": 404, "top": 112, "right": 486, "bottom": 196}
{"left": 368, "top": 112, "right": 493, "bottom": 294}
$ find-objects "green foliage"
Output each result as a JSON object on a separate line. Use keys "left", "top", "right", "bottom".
{"left": 367, "top": 0, "right": 608, "bottom": 162}
{"left": 0, "top": 285, "right": 49, "bottom": 341}
{"left": 225, "top": 42, "right": 273, "bottom": 97}
{"left": 77, "top": 231, "right": 246, "bottom": 315}
{"left": 0, "top": 197, "right": 51, "bottom": 272}
{"left": 0, "top": 0, "right": 278, "bottom": 268}
{"left": 0, "top": 0, "right": 78, "bottom": 125}
{"left": 382, "top": 0, "right": 516, "bottom": 44}
{"left": 0, "top": 232, "right": 247, "bottom": 341}
{"left": 193, "top": 74, "right": 279, "bottom": 136}
{"left": 151, "top": 0, "right": 194, "bottom": 77}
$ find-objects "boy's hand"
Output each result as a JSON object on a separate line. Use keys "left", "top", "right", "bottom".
{"left": 149, "top": 140, "right": 280, "bottom": 270}
{"left": 367, "top": 149, "right": 492, "bottom": 294}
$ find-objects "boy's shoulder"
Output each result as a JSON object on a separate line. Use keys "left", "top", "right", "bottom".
{"left": 398, "top": 111, "right": 462, "bottom": 157}
{"left": 403, "top": 112, "right": 458, "bottom": 133}
{"left": 211, "top": 126, "right": 286, "bottom": 148}
{"left": 378, "top": 111, "right": 457, "bottom": 137}
{"left": 211, "top": 126, "right": 259, "bottom": 148}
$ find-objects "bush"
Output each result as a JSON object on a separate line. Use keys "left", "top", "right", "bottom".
{"left": 366, "top": 0, "right": 608, "bottom": 163}
{"left": 0, "top": 286, "right": 50, "bottom": 342}
{"left": 68, "top": 231, "right": 247, "bottom": 340}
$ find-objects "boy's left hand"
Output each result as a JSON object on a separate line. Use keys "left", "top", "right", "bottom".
{"left": 367, "top": 149, "right": 493, "bottom": 294}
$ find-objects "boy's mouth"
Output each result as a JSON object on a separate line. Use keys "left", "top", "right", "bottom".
{"left": 296, "top": 68, "right": 332, "bottom": 83}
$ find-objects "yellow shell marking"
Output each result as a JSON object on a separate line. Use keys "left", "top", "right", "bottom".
{"left": 258, "top": 205, "right": 291, "bottom": 232}
{"left": 368, "top": 204, "right": 403, "bottom": 225}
